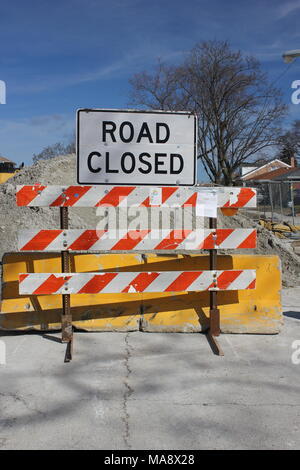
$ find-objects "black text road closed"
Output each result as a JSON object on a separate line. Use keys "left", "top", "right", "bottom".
{"left": 77, "top": 109, "right": 197, "bottom": 186}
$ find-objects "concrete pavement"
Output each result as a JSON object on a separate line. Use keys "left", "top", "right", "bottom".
{"left": 0, "top": 287, "right": 300, "bottom": 450}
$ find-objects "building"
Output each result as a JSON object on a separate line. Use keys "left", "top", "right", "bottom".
{"left": 240, "top": 158, "right": 294, "bottom": 182}
{"left": 274, "top": 166, "right": 300, "bottom": 183}
{"left": 246, "top": 166, "right": 294, "bottom": 183}
{"left": 240, "top": 158, "right": 300, "bottom": 214}
{"left": 0, "top": 156, "right": 19, "bottom": 183}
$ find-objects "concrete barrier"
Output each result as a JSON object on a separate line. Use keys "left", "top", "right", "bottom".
{"left": 0, "top": 252, "right": 282, "bottom": 334}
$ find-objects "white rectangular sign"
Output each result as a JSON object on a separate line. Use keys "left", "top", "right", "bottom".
{"left": 77, "top": 109, "right": 197, "bottom": 186}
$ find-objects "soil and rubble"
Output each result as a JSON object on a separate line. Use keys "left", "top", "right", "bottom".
{"left": 219, "top": 210, "right": 300, "bottom": 287}
{"left": 0, "top": 153, "right": 299, "bottom": 287}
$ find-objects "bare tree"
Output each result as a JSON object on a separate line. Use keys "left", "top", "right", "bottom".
{"left": 129, "top": 41, "right": 287, "bottom": 185}
{"left": 33, "top": 133, "right": 75, "bottom": 163}
{"left": 129, "top": 59, "right": 188, "bottom": 111}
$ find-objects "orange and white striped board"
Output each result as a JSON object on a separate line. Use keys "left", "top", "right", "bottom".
{"left": 16, "top": 185, "right": 256, "bottom": 209}
{"left": 18, "top": 228, "right": 257, "bottom": 252}
{"left": 19, "top": 270, "right": 256, "bottom": 294}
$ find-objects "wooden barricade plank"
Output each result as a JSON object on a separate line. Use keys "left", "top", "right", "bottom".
{"left": 16, "top": 185, "right": 257, "bottom": 208}
{"left": 18, "top": 228, "right": 257, "bottom": 252}
{"left": 19, "top": 270, "right": 256, "bottom": 294}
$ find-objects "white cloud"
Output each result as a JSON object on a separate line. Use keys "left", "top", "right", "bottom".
{"left": 11, "top": 58, "right": 132, "bottom": 94}
{"left": 277, "top": 0, "right": 300, "bottom": 19}
{"left": 0, "top": 114, "right": 74, "bottom": 164}
{"left": 11, "top": 45, "right": 186, "bottom": 96}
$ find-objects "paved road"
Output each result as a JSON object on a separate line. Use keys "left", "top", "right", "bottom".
{"left": 0, "top": 287, "right": 300, "bottom": 450}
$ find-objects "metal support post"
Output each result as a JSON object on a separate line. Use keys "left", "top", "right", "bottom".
{"left": 60, "top": 206, "right": 73, "bottom": 361}
{"left": 206, "top": 216, "right": 224, "bottom": 356}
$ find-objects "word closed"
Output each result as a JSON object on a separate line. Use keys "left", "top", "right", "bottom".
{"left": 77, "top": 109, "right": 197, "bottom": 186}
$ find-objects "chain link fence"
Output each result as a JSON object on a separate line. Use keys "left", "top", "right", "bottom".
{"left": 244, "top": 181, "right": 300, "bottom": 225}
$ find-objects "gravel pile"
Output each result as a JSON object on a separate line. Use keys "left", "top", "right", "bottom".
{"left": 217, "top": 210, "right": 300, "bottom": 287}
{"left": 0, "top": 153, "right": 299, "bottom": 287}
{"left": 0, "top": 154, "right": 99, "bottom": 257}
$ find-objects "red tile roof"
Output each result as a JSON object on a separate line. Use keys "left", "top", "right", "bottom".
{"left": 248, "top": 167, "right": 294, "bottom": 181}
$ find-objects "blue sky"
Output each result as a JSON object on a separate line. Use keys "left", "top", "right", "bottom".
{"left": 1, "top": 0, "right": 300, "bottom": 168}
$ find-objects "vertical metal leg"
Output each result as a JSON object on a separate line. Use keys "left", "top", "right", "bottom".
{"left": 206, "top": 216, "right": 224, "bottom": 356}
{"left": 60, "top": 207, "right": 73, "bottom": 361}
{"left": 64, "top": 331, "right": 73, "bottom": 363}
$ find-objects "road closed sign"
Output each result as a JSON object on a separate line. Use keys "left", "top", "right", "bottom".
{"left": 76, "top": 109, "right": 197, "bottom": 186}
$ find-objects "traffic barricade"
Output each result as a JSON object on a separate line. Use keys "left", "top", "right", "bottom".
{"left": 13, "top": 184, "right": 258, "bottom": 361}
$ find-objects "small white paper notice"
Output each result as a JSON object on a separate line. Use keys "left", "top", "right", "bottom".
{"left": 196, "top": 202, "right": 205, "bottom": 217}
{"left": 149, "top": 188, "right": 162, "bottom": 206}
{"left": 196, "top": 190, "right": 218, "bottom": 218}
{"left": 229, "top": 190, "right": 238, "bottom": 206}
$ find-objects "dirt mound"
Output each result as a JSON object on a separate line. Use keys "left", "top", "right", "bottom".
{"left": 218, "top": 210, "right": 300, "bottom": 287}
{"left": 0, "top": 154, "right": 99, "bottom": 258}
{"left": 0, "top": 153, "right": 299, "bottom": 287}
